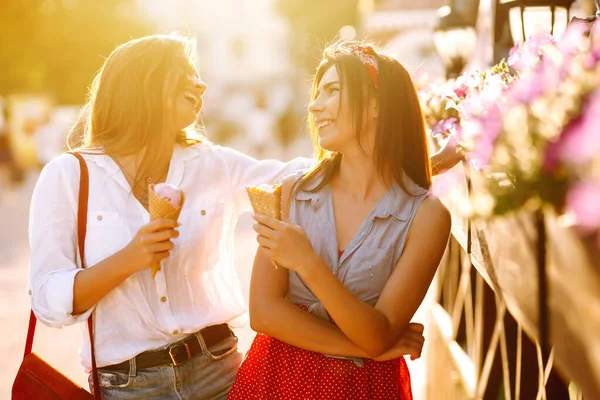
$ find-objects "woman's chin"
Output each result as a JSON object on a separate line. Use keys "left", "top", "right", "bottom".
{"left": 318, "top": 136, "right": 341, "bottom": 153}
{"left": 172, "top": 116, "right": 197, "bottom": 132}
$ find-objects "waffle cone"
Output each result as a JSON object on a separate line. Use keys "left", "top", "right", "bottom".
{"left": 148, "top": 184, "right": 185, "bottom": 279}
{"left": 246, "top": 184, "right": 282, "bottom": 220}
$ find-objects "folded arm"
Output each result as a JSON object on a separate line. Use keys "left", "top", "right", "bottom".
{"left": 296, "top": 197, "right": 451, "bottom": 357}
{"left": 248, "top": 248, "right": 371, "bottom": 358}
{"left": 250, "top": 174, "right": 428, "bottom": 360}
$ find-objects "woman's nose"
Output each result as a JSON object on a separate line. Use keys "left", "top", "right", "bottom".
{"left": 308, "top": 97, "right": 323, "bottom": 114}
{"left": 193, "top": 77, "right": 207, "bottom": 96}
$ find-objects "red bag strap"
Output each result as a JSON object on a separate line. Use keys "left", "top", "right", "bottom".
{"left": 23, "top": 152, "right": 100, "bottom": 399}
{"left": 23, "top": 310, "right": 36, "bottom": 356}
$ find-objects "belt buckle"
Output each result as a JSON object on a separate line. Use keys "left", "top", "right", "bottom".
{"left": 168, "top": 342, "right": 192, "bottom": 366}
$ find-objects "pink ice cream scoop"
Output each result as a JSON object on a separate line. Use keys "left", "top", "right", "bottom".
{"left": 153, "top": 183, "right": 183, "bottom": 208}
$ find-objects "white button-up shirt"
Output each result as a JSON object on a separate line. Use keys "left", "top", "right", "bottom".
{"left": 28, "top": 142, "right": 311, "bottom": 371}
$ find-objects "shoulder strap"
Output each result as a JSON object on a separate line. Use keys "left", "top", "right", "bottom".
{"left": 69, "top": 152, "right": 100, "bottom": 399}
{"left": 23, "top": 152, "right": 100, "bottom": 399}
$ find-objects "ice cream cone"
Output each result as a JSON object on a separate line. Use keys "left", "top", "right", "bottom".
{"left": 245, "top": 183, "right": 282, "bottom": 220}
{"left": 148, "top": 183, "right": 185, "bottom": 279}
{"left": 246, "top": 183, "right": 282, "bottom": 269}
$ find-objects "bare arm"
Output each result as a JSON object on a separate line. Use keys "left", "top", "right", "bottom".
{"left": 72, "top": 218, "right": 179, "bottom": 314}
{"left": 29, "top": 155, "right": 180, "bottom": 326}
{"left": 249, "top": 248, "right": 371, "bottom": 358}
{"left": 430, "top": 132, "right": 463, "bottom": 175}
{"left": 297, "top": 198, "right": 451, "bottom": 357}
{"left": 249, "top": 174, "right": 369, "bottom": 357}
{"left": 250, "top": 175, "right": 426, "bottom": 360}
{"left": 254, "top": 196, "right": 451, "bottom": 358}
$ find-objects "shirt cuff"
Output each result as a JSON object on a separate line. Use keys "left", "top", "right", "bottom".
{"left": 32, "top": 269, "right": 95, "bottom": 328}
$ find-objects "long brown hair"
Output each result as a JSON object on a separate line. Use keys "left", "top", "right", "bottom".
{"left": 67, "top": 33, "right": 203, "bottom": 189}
{"left": 298, "top": 41, "right": 431, "bottom": 194}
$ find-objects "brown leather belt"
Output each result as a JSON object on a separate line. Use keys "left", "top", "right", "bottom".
{"left": 102, "top": 324, "right": 232, "bottom": 371}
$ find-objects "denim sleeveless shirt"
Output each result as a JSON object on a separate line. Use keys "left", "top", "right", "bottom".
{"left": 287, "top": 171, "right": 429, "bottom": 322}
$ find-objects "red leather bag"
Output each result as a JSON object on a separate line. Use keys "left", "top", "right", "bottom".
{"left": 12, "top": 152, "right": 101, "bottom": 399}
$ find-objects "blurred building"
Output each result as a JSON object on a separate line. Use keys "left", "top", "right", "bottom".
{"left": 140, "top": 0, "right": 292, "bottom": 83}
{"left": 360, "top": 0, "right": 447, "bottom": 79}
{"left": 139, "top": 0, "right": 303, "bottom": 154}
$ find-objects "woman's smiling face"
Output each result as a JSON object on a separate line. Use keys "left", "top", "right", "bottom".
{"left": 308, "top": 66, "right": 355, "bottom": 153}
{"left": 170, "top": 64, "right": 207, "bottom": 132}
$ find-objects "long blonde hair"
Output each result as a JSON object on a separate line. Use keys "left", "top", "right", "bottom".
{"left": 68, "top": 33, "right": 203, "bottom": 188}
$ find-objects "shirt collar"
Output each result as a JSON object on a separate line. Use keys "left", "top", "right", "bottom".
{"left": 294, "top": 174, "right": 327, "bottom": 212}
{"left": 295, "top": 170, "right": 429, "bottom": 220}
{"left": 81, "top": 143, "right": 202, "bottom": 190}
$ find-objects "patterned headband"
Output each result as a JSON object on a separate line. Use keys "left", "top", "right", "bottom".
{"left": 349, "top": 45, "right": 379, "bottom": 88}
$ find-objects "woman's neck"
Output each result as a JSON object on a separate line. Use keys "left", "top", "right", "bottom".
{"left": 112, "top": 149, "right": 170, "bottom": 186}
{"left": 333, "top": 153, "right": 388, "bottom": 202}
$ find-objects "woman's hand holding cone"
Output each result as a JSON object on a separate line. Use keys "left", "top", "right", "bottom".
{"left": 148, "top": 184, "right": 185, "bottom": 278}
{"left": 122, "top": 218, "right": 180, "bottom": 274}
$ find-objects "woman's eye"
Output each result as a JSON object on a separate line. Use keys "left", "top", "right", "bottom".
{"left": 329, "top": 87, "right": 339, "bottom": 94}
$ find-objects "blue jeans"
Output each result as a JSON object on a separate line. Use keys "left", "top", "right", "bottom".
{"left": 89, "top": 331, "right": 242, "bottom": 400}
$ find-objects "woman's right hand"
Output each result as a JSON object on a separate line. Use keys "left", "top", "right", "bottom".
{"left": 122, "top": 218, "right": 180, "bottom": 273}
{"left": 374, "top": 322, "right": 425, "bottom": 362}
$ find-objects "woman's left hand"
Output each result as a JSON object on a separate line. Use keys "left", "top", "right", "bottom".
{"left": 252, "top": 214, "right": 318, "bottom": 274}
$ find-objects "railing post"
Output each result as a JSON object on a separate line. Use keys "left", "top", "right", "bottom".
{"left": 536, "top": 208, "right": 549, "bottom": 364}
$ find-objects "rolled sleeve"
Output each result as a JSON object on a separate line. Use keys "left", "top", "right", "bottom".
{"left": 31, "top": 269, "right": 93, "bottom": 327}
{"left": 214, "top": 146, "right": 314, "bottom": 213}
{"left": 29, "top": 154, "right": 94, "bottom": 328}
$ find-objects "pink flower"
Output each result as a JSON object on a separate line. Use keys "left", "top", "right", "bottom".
{"left": 591, "top": 19, "right": 600, "bottom": 51}
{"left": 508, "top": 60, "right": 561, "bottom": 105}
{"left": 556, "top": 19, "right": 588, "bottom": 56}
{"left": 583, "top": 49, "right": 600, "bottom": 69}
{"left": 508, "top": 33, "right": 555, "bottom": 71}
{"left": 461, "top": 75, "right": 505, "bottom": 116}
{"left": 556, "top": 88, "right": 600, "bottom": 166}
{"left": 431, "top": 169, "right": 462, "bottom": 197}
{"left": 566, "top": 179, "right": 600, "bottom": 234}
{"left": 433, "top": 118, "right": 460, "bottom": 137}
{"left": 453, "top": 82, "right": 469, "bottom": 98}
{"left": 508, "top": 73, "right": 545, "bottom": 104}
{"left": 464, "top": 105, "right": 503, "bottom": 168}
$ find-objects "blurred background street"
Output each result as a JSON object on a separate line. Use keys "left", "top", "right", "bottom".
{"left": 3, "top": 0, "right": 600, "bottom": 398}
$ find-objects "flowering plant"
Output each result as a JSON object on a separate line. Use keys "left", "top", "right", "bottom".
{"left": 418, "top": 60, "right": 514, "bottom": 148}
{"left": 458, "top": 20, "right": 600, "bottom": 248}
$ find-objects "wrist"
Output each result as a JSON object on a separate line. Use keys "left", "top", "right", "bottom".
{"left": 116, "top": 246, "right": 142, "bottom": 275}
{"left": 298, "top": 251, "right": 326, "bottom": 282}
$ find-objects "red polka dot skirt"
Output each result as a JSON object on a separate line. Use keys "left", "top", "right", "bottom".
{"left": 228, "top": 308, "right": 412, "bottom": 399}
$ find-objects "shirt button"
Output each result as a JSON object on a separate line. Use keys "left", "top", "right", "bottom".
{"left": 28, "top": 290, "right": 32, "bottom": 295}
{"left": 97, "top": 215, "right": 103, "bottom": 221}
{"left": 173, "top": 330, "right": 179, "bottom": 335}
{"left": 160, "top": 296, "right": 167, "bottom": 303}
{"left": 201, "top": 210, "right": 206, "bottom": 216}
{"left": 370, "top": 274, "right": 374, "bottom": 278}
